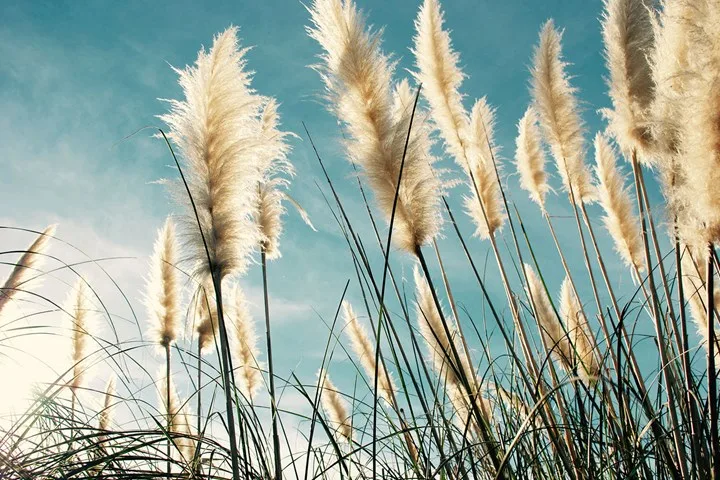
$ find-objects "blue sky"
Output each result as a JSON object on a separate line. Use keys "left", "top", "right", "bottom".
{"left": 0, "top": 0, "right": 674, "bottom": 438}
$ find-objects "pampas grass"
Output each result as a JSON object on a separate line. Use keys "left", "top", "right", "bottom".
{"left": 160, "top": 26, "right": 264, "bottom": 280}
{"left": 145, "top": 218, "right": 181, "bottom": 349}
{"left": 0, "top": 225, "right": 55, "bottom": 316}
{"left": 342, "top": 300, "right": 395, "bottom": 404}
{"left": 67, "top": 279, "right": 93, "bottom": 398}
{"left": 593, "top": 133, "right": 645, "bottom": 271}
{"left": 8, "top": 1, "right": 720, "bottom": 479}
{"left": 318, "top": 370, "right": 352, "bottom": 443}
{"left": 194, "top": 280, "right": 219, "bottom": 355}
{"left": 532, "top": 20, "right": 594, "bottom": 204}
{"left": 307, "top": 0, "right": 442, "bottom": 254}
{"left": 464, "top": 98, "right": 505, "bottom": 239}
{"left": 681, "top": 246, "right": 720, "bottom": 360}
{"left": 412, "top": 0, "right": 469, "bottom": 165}
{"left": 256, "top": 98, "right": 294, "bottom": 260}
{"left": 600, "top": 0, "right": 655, "bottom": 159}
{"left": 675, "top": 1, "right": 720, "bottom": 244}
{"left": 516, "top": 107, "right": 550, "bottom": 209}
{"left": 524, "top": 264, "right": 574, "bottom": 373}
{"left": 230, "top": 285, "right": 262, "bottom": 401}
{"left": 558, "top": 278, "right": 599, "bottom": 383}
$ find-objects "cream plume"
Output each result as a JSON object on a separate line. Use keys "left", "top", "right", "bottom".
{"left": 413, "top": 266, "right": 472, "bottom": 387}
{"left": 67, "top": 279, "right": 94, "bottom": 394}
{"left": 523, "top": 264, "right": 574, "bottom": 372}
{"left": 412, "top": 0, "right": 470, "bottom": 165}
{"left": 98, "top": 376, "right": 115, "bottom": 445}
{"left": 0, "top": 225, "right": 55, "bottom": 316}
{"left": 600, "top": 0, "right": 655, "bottom": 159}
{"left": 649, "top": 0, "right": 698, "bottom": 159}
{"left": 531, "top": 20, "right": 594, "bottom": 204}
{"left": 194, "top": 280, "right": 219, "bottom": 355}
{"left": 230, "top": 285, "right": 263, "bottom": 401}
{"left": 676, "top": 1, "right": 720, "bottom": 243}
{"left": 464, "top": 98, "right": 504, "bottom": 239}
{"left": 516, "top": 107, "right": 550, "bottom": 209}
{"left": 318, "top": 370, "right": 353, "bottom": 442}
{"left": 681, "top": 246, "right": 720, "bottom": 362}
{"left": 177, "top": 408, "right": 198, "bottom": 464}
{"left": 414, "top": 267, "right": 491, "bottom": 434}
{"left": 307, "top": 0, "right": 441, "bottom": 254}
{"left": 593, "top": 133, "right": 645, "bottom": 271}
{"left": 342, "top": 300, "right": 395, "bottom": 403}
{"left": 413, "top": 0, "right": 504, "bottom": 241}
{"left": 145, "top": 218, "right": 181, "bottom": 349}
{"left": 160, "top": 26, "right": 265, "bottom": 280}
{"left": 256, "top": 98, "right": 294, "bottom": 260}
{"left": 559, "top": 278, "right": 600, "bottom": 383}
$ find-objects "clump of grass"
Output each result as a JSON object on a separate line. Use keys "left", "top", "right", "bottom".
{"left": 4, "top": 0, "right": 720, "bottom": 479}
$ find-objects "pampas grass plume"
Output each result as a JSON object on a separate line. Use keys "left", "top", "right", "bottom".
{"left": 516, "top": 107, "right": 550, "bottom": 209}
{"left": 593, "top": 133, "right": 645, "bottom": 271}
{"left": 318, "top": 369, "right": 352, "bottom": 442}
{"left": 600, "top": 0, "right": 655, "bottom": 159}
{"left": 160, "top": 26, "right": 265, "bottom": 280}
{"left": 307, "top": 0, "right": 441, "bottom": 254}
{"left": 67, "top": 279, "right": 94, "bottom": 394}
{"left": 342, "top": 300, "right": 395, "bottom": 404}
{"left": 412, "top": 0, "right": 470, "bottom": 165}
{"left": 531, "top": 20, "right": 594, "bottom": 204}
{"left": 195, "top": 280, "right": 219, "bottom": 354}
{"left": 0, "top": 225, "right": 56, "bottom": 316}
{"left": 464, "top": 97, "right": 504, "bottom": 239}
{"left": 230, "top": 285, "right": 263, "bottom": 401}
{"left": 559, "top": 278, "right": 599, "bottom": 383}
{"left": 257, "top": 98, "right": 294, "bottom": 260}
{"left": 145, "top": 218, "right": 181, "bottom": 349}
{"left": 524, "top": 264, "right": 574, "bottom": 372}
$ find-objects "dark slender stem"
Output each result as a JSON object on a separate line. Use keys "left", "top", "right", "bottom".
{"left": 707, "top": 244, "right": 719, "bottom": 480}
{"left": 212, "top": 273, "right": 241, "bottom": 480}
{"left": 262, "top": 248, "right": 282, "bottom": 480}
{"left": 165, "top": 343, "right": 171, "bottom": 479}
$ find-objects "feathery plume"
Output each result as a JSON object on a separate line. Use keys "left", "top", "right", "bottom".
{"left": 67, "top": 279, "right": 94, "bottom": 395}
{"left": 649, "top": 0, "right": 698, "bottom": 159}
{"left": 516, "top": 107, "right": 550, "bottom": 209}
{"left": 524, "top": 264, "right": 574, "bottom": 372}
{"left": 600, "top": 0, "right": 655, "bottom": 159}
{"left": 342, "top": 301, "right": 395, "bottom": 403}
{"left": 160, "top": 26, "right": 265, "bottom": 280}
{"left": 177, "top": 408, "right": 198, "bottom": 464}
{"left": 230, "top": 285, "right": 263, "bottom": 401}
{"left": 413, "top": 266, "right": 472, "bottom": 386}
{"left": 98, "top": 376, "right": 115, "bottom": 445}
{"left": 464, "top": 98, "right": 504, "bottom": 239}
{"left": 681, "top": 246, "right": 720, "bottom": 361}
{"left": 413, "top": 0, "right": 504, "bottom": 241}
{"left": 531, "top": 20, "right": 594, "bottom": 204}
{"left": 559, "top": 278, "right": 600, "bottom": 383}
{"left": 414, "top": 267, "right": 491, "bottom": 435}
{"left": 675, "top": 1, "right": 720, "bottom": 243}
{"left": 318, "top": 370, "right": 353, "bottom": 442}
{"left": 256, "top": 98, "right": 294, "bottom": 260}
{"left": 412, "top": 0, "right": 470, "bottom": 165}
{"left": 307, "top": 0, "right": 441, "bottom": 254}
{"left": 145, "top": 219, "right": 181, "bottom": 349}
{"left": 0, "top": 225, "right": 55, "bottom": 316}
{"left": 194, "top": 280, "right": 219, "bottom": 355}
{"left": 593, "top": 133, "right": 645, "bottom": 271}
